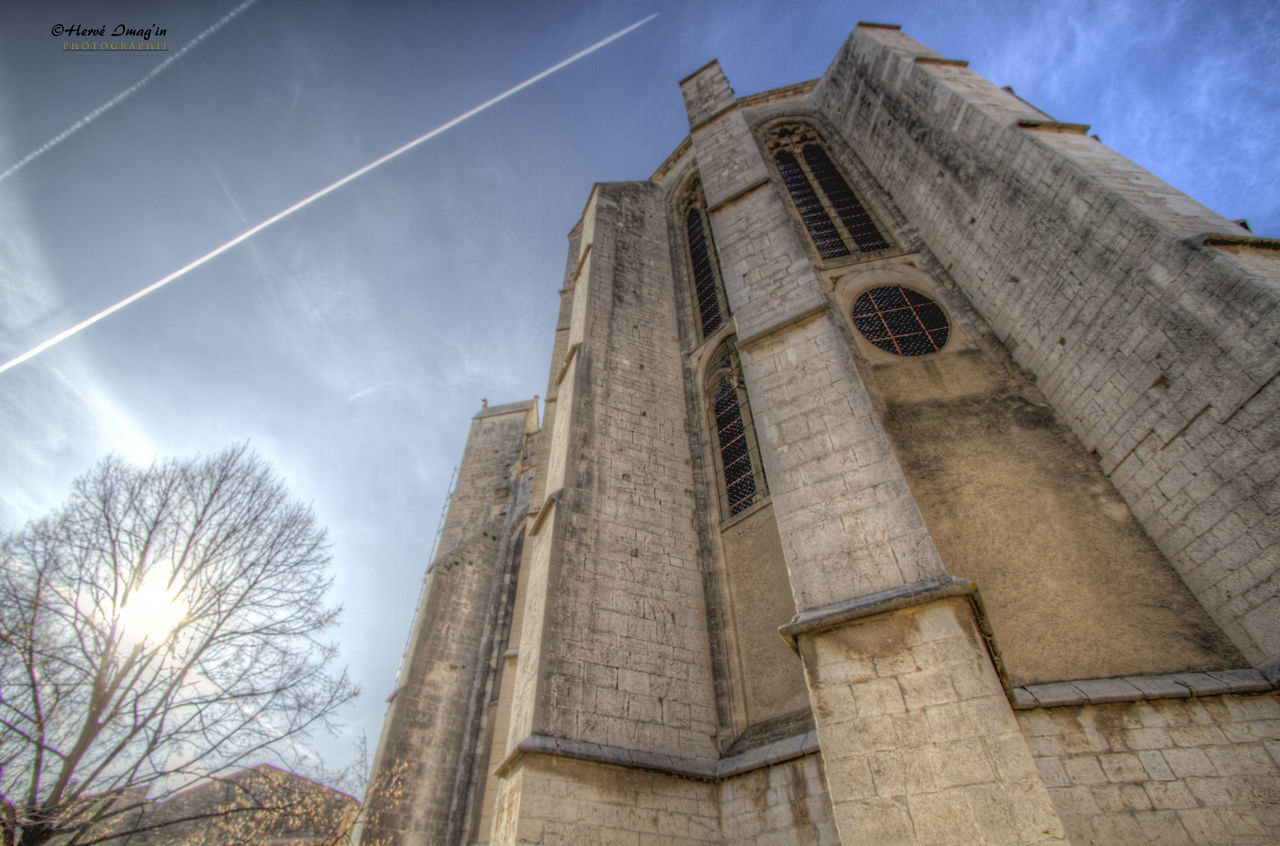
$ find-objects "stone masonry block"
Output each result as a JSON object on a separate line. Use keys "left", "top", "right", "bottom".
{"left": 929, "top": 738, "right": 996, "bottom": 789}
{"left": 898, "top": 668, "right": 959, "bottom": 710}
{"left": 1138, "top": 750, "right": 1177, "bottom": 782}
{"left": 853, "top": 677, "right": 907, "bottom": 717}
{"left": 907, "top": 790, "right": 983, "bottom": 844}
{"left": 1098, "top": 752, "right": 1148, "bottom": 783}
{"left": 1062, "top": 755, "right": 1107, "bottom": 786}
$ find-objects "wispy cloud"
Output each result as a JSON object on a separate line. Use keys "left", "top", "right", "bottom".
{"left": 966, "top": 0, "right": 1279, "bottom": 231}
{"left": 0, "top": 356, "right": 155, "bottom": 526}
{"left": 0, "top": 197, "right": 62, "bottom": 346}
{"left": 0, "top": 13, "right": 658, "bottom": 377}
{"left": 344, "top": 382, "right": 402, "bottom": 404}
{"left": 0, "top": 182, "right": 154, "bottom": 527}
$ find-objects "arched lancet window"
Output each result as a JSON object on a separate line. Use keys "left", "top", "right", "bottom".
{"left": 680, "top": 177, "right": 729, "bottom": 341}
{"left": 705, "top": 340, "right": 767, "bottom": 518}
{"left": 765, "top": 123, "right": 890, "bottom": 260}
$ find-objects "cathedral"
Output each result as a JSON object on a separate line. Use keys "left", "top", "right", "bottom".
{"left": 362, "top": 23, "right": 1280, "bottom": 845}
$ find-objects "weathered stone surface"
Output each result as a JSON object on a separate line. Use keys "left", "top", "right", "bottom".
{"left": 366, "top": 21, "right": 1279, "bottom": 846}
{"left": 363, "top": 402, "right": 537, "bottom": 845}
{"left": 1018, "top": 695, "right": 1280, "bottom": 844}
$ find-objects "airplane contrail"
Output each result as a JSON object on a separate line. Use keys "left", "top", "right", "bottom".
{"left": 0, "top": 0, "right": 262, "bottom": 186}
{"left": 0, "top": 14, "right": 658, "bottom": 376}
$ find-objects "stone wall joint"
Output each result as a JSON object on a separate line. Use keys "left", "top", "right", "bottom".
{"left": 705, "top": 176, "right": 772, "bottom": 215}
{"left": 736, "top": 303, "right": 831, "bottom": 352}
{"left": 778, "top": 577, "right": 976, "bottom": 647}
{"left": 491, "top": 731, "right": 822, "bottom": 782}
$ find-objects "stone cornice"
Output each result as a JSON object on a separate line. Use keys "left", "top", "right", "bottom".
{"left": 493, "top": 730, "right": 820, "bottom": 782}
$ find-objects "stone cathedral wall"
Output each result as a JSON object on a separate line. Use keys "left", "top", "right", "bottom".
{"left": 367, "top": 22, "right": 1280, "bottom": 845}
{"left": 364, "top": 402, "right": 534, "bottom": 844}
{"left": 814, "top": 24, "right": 1280, "bottom": 669}
{"left": 1019, "top": 694, "right": 1280, "bottom": 843}
{"left": 505, "top": 182, "right": 721, "bottom": 761}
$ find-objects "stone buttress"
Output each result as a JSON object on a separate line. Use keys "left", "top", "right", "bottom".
{"left": 365, "top": 21, "right": 1280, "bottom": 846}
{"left": 363, "top": 401, "right": 537, "bottom": 845}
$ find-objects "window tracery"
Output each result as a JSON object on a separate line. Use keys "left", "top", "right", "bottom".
{"left": 850, "top": 285, "right": 949, "bottom": 356}
{"left": 764, "top": 123, "right": 890, "bottom": 260}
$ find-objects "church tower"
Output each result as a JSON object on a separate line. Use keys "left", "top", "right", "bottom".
{"left": 365, "top": 23, "right": 1280, "bottom": 845}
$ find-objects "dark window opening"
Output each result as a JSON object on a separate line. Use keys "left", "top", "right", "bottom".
{"left": 803, "top": 146, "right": 890, "bottom": 253}
{"left": 851, "top": 286, "right": 949, "bottom": 356}
{"left": 775, "top": 151, "right": 849, "bottom": 259}
{"left": 766, "top": 123, "right": 891, "bottom": 260}
{"left": 686, "top": 207, "right": 724, "bottom": 337}
{"left": 707, "top": 343, "right": 767, "bottom": 518}
{"left": 682, "top": 177, "right": 730, "bottom": 342}
{"left": 714, "top": 381, "right": 757, "bottom": 515}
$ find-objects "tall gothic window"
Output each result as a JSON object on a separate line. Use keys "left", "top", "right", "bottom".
{"left": 765, "top": 123, "right": 890, "bottom": 260}
{"left": 705, "top": 340, "right": 767, "bottom": 518}
{"left": 681, "top": 177, "right": 729, "bottom": 341}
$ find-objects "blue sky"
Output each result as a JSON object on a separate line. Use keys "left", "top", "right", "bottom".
{"left": 2, "top": 0, "right": 1277, "bottom": 781}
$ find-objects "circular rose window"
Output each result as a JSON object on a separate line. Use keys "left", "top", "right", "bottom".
{"left": 851, "top": 286, "right": 949, "bottom": 356}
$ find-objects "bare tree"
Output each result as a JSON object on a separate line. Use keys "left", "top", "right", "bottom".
{"left": 0, "top": 444, "right": 358, "bottom": 845}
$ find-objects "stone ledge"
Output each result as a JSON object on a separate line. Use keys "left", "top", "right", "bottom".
{"left": 688, "top": 101, "right": 740, "bottom": 135}
{"left": 705, "top": 176, "right": 771, "bottom": 215}
{"left": 914, "top": 56, "right": 969, "bottom": 68}
{"left": 1015, "top": 118, "right": 1091, "bottom": 134}
{"left": 717, "top": 494, "right": 771, "bottom": 531}
{"left": 571, "top": 242, "right": 592, "bottom": 283}
{"left": 735, "top": 303, "right": 831, "bottom": 353}
{"left": 493, "top": 731, "right": 820, "bottom": 782}
{"left": 1199, "top": 233, "right": 1280, "bottom": 251}
{"left": 779, "top": 577, "right": 976, "bottom": 648}
{"left": 554, "top": 343, "right": 579, "bottom": 387}
{"left": 718, "top": 730, "right": 820, "bottom": 779}
{"left": 473, "top": 399, "right": 536, "bottom": 420}
{"left": 734, "top": 80, "right": 818, "bottom": 111}
{"left": 1011, "top": 668, "right": 1278, "bottom": 709}
{"left": 526, "top": 490, "right": 560, "bottom": 536}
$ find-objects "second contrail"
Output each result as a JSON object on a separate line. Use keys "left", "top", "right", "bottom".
{"left": 0, "top": 0, "right": 262, "bottom": 186}
{"left": 0, "top": 13, "right": 657, "bottom": 376}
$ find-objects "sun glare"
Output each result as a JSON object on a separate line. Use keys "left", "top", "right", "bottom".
{"left": 118, "top": 580, "right": 187, "bottom": 648}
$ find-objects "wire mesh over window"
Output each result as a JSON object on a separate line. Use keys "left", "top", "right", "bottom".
{"left": 803, "top": 146, "right": 889, "bottom": 253}
{"left": 775, "top": 151, "right": 849, "bottom": 259}
{"left": 714, "top": 381, "right": 756, "bottom": 514}
{"left": 765, "top": 123, "right": 891, "bottom": 261}
{"left": 851, "top": 286, "right": 949, "bottom": 356}
{"left": 686, "top": 207, "right": 724, "bottom": 337}
{"left": 681, "top": 177, "right": 729, "bottom": 342}
{"left": 706, "top": 343, "right": 767, "bottom": 518}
